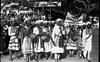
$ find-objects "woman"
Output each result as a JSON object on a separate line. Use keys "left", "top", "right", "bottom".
{"left": 22, "top": 23, "right": 33, "bottom": 62}
{"left": 40, "top": 23, "right": 51, "bottom": 60}
{"left": 66, "top": 26, "right": 78, "bottom": 57}
{"left": 33, "top": 23, "right": 43, "bottom": 62}
{"left": 8, "top": 21, "right": 19, "bottom": 61}
{"left": 22, "top": 32, "right": 33, "bottom": 62}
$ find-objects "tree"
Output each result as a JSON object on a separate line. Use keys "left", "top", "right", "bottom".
{"left": 73, "top": 0, "right": 97, "bottom": 15}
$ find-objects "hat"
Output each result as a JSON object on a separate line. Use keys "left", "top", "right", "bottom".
{"left": 56, "top": 18, "right": 63, "bottom": 22}
{"left": 35, "top": 20, "right": 44, "bottom": 24}
{"left": 56, "top": 18, "right": 63, "bottom": 25}
{"left": 86, "top": 21, "right": 91, "bottom": 25}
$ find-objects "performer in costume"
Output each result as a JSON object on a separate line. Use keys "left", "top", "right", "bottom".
{"left": 52, "top": 19, "right": 64, "bottom": 62}
{"left": 75, "top": 26, "right": 83, "bottom": 58}
{"left": 8, "top": 21, "right": 19, "bottom": 61}
{"left": 82, "top": 24, "right": 92, "bottom": 62}
{"left": 64, "top": 11, "right": 84, "bottom": 57}
{"left": 66, "top": 26, "right": 77, "bottom": 57}
{"left": 33, "top": 21, "right": 44, "bottom": 62}
{"left": 40, "top": 23, "right": 51, "bottom": 60}
{"left": 22, "top": 29, "right": 33, "bottom": 62}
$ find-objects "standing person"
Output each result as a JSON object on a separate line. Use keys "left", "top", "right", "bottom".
{"left": 33, "top": 21, "right": 43, "bottom": 62}
{"left": 75, "top": 26, "right": 83, "bottom": 58}
{"left": 66, "top": 26, "right": 77, "bottom": 57}
{"left": 22, "top": 28, "right": 33, "bottom": 62}
{"left": 40, "top": 23, "right": 51, "bottom": 60}
{"left": 82, "top": 24, "right": 92, "bottom": 62}
{"left": 2, "top": 24, "right": 10, "bottom": 54}
{"left": 52, "top": 19, "right": 64, "bottom": 62}
{"left": 8, "top": 21, "right": 19, "bottom": 61}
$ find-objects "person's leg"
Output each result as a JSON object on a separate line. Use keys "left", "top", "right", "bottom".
{"left": 87, "top": 51, "right": 91, "bottom": 62}
{"left": 83, "top": 50, "right": 88, "bottom": 59}
{"left": 23, "top": 54, "right": 29, "bottom": 62}
{"left": 69, "top": 50, "right": 73, "bottom": 57}
{"left": 23, "top": 53, "right": 27, "bottom": 59}
{"left": 38, "top": 52, "right": 41, "bottom": 59}
{"left": 78, "top": 49, "right": 83, "bottom": 58}
{"left": 45, "top": 52, "right": 49, "bottom": 60}
{"left": 72, "top": 50, "right": 75, "bottom": 57}
{"left": 35, "top": 53, "right": 39, "bottom": 62}
{"left": 69, "top": 50, "right": 71, "bottom": 56}
{"left": 54, "top": 53, "right": 57, "bottom": 62}
{"left": 57, "top": 54, "right": 60, "bottom": 61}
{"left": 15, "top": 50, "right": 20, "bottom": 58}
{"left": 9, "top": 50, "right": 13, "bottom": 61}
{"left": 50, "top": 53, "right": 53, "bottom": 59}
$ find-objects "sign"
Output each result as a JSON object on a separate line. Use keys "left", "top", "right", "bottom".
{"left": 34, "top": 1, "right": 61, "bottom": 7}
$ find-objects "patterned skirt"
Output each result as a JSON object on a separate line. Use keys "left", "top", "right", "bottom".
{"left": 34, "top": 38, "right": 44, "bottom": 53}
{"left": 51, "top": 46, "right": 64, "bottom": 53}
{"left": 8, "top": 36, "right": 20, "bottom": 50}
{"left": 44, "top": 40, "right": 51, "bottom": 52}
{"left": 51, "top": 37, "right": 64, "bottom": 53}
{"left": 66, "top": 43, "right": 77, "bottom": 50}
{"left": 66, "top": 39, "right": 77, "bottom": 50}
{"left": 22, "top": 37, "right": 33, "bottom": 54}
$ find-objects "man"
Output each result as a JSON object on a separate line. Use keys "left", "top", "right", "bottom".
{"left": 82, "top": 24, "right": 92, "bottom": 62}
{"left": 52, "top": 18, "right": 64, "bottom": 62}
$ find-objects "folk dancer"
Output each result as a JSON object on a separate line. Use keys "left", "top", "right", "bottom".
{"left": 22, "top": 23, "right": 33, "bottom": 62}
{"left": 64, "top": 11, "right": 83, "bottom": 57}
{"left": 82, "top": 24, "right": 92, "bottom": 62}
{"left": 40, "top": 23, "right": 51, "bottom": 60}
{"left": 52, "top": 19, "right": 64, "bottom": 62}
{"left": 66, "top": 26, "right": 78, "bottom": 57}
{"left": 33, "top": 21, "right": 44, "bottom": 62}
{"left": 8, "top": 22, "right": 19, "bottom": 61}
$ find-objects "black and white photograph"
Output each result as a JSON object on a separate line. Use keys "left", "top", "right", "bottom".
{"left": 0, "top": 0, "right": 99, "bottom": 62}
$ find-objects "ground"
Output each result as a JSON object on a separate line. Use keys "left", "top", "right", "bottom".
{"left": 1, "top": 28, "right": 99, "bottom": 62}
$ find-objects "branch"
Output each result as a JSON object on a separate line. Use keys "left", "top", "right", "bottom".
{"left": 88, "top": 3, "right": 96, "bottom": 13}
{"left": 75, "top": 0, "right": 87, "bottom": 8}
{"left": 84, "top": 0, "right": 90, "bottom": 4}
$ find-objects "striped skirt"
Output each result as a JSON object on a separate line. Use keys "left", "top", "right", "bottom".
{"left": 22, "top": 37, "right": 33, "bottom": 54}
{"left": 8, "top": 36, "right": 20, "bottom": 50}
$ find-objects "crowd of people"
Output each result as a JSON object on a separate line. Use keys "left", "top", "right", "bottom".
{"left": 0, "top": 2, "right": 99, "bottom": 62}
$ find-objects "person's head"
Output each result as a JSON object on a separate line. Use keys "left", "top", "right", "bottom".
{"left": 87, "top": 24, "right": 92, "bottom": 29}
{"left": 82, "top": 25, "right": 86, "bottom": 29}
{"left": 56, "top": 18, "right": 63, "bottom": 26}
{"left": 10, "top": 21, "right": 16, "bottom": 26}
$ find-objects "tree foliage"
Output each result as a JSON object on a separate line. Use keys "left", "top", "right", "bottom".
{"left": 1, "top": 0, "right": 99, "bottom": 16}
